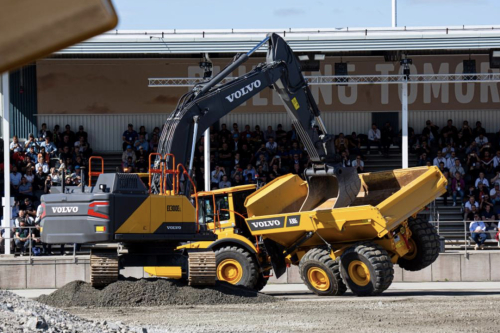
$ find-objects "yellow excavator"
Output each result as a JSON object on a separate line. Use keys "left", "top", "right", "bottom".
{"left": 41, "top": 33, "right": 447, "bottom": 296}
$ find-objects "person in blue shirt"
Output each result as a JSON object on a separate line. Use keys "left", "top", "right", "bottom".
{"left": 243, "top": 164, "right": 256, "bottom": 183}
{"left": 122, "top": 124, "right": 138, "bottom": 151}
{"left": 288, "top": 141, "right": 303, "bottom": 160}
{"left": 134, "top": 134, "right": 149, "bottom": 152}
{"left": 469, "top": 214, "right": 488, "bottom": 250}
{"left": 26, "top": 146, "right": 38, "bottom": 162}
{"left": 40, "top": 136, "right": 57, "bottom": 157}
{"left": 24, "top": 134, "right": 39, "bottom": 152}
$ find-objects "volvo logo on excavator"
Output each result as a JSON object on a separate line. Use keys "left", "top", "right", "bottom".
{"left": 51, "top": 207, "right": 79, "bottom": 213}
{"left": 225, "top": 80, "right": 262, "bottom": 103}
{"left": 247, "top": 216, "right": 285, "bottom": 231}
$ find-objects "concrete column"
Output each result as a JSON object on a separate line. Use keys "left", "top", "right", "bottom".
{"left": 1, "top": 73, "right": 11, "bottom": 254}
{"left": 204, "top": 128, "right": 210, "bottom": 191}
{"left": 401, "top": 81, "right": 408, "bottom": 169}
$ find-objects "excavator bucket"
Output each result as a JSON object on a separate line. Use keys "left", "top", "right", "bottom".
{"left": 300, "top": 166, "right": 361, "bottom": 212}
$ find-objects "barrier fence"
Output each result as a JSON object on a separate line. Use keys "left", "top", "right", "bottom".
{"left": 429, "top": 218, "right": 500, "bottom": 259}
{"left": 2, "top": 219, "right": 499, "bottom": 263}
{"left": 0, "top": 225, "right": 78, "bottom": 263}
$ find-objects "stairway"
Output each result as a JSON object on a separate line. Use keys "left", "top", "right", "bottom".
{"left": 91, "top": 152, "right": 122, "bottom": 174}
{"left": 432, "top": 197, "right": 466, "bottom": 245}
{"left": 361, "top": 147, "right": 417, "bottom": 173}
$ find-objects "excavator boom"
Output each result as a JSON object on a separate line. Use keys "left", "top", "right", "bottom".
{"left": 153, "top": 33, "right": 360, "bottom": 207}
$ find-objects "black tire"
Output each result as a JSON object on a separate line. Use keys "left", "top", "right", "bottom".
{"left": 299, "top": 248, "right": 347, "bottom": 296}
{"left": 340, "top": 242, "right": 394, "bottom": 296}
{"left": 214, "top": 246, "right": 259, "bottom": 289}
{"left": 397, "top": 217, "right": 440, "bottom": 271}
{"left": 254, "top": 270, "right": 270, "bottom": 291}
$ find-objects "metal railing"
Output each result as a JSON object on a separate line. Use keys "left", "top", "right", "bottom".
{"left": 0, "top": 225, "right": 78, "bottom": 263}
{"left": 428, "top": 219, "right": 500, "bottom": 259}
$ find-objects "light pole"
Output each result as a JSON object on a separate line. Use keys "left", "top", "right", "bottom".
{"left": 1, "top": 73, "right": 11, "bottom": 254}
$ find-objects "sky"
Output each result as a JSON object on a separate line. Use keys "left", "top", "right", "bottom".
{"left": 113, "top": 0, "right": 500, "bottom": 30}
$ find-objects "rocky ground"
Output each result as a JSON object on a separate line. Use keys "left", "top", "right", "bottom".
{"left": 1, "top": 278, "right": 274, "bottom": 333}
{"left": 0, "top": 289, "right": 149, "bottom": 333}
{"left": 3, "top": 278, "right": 500, "bottom": 332}
{"left": 69, "top": 296, "right": 500, "bottom": 333}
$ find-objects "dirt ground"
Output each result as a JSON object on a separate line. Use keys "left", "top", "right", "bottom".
{"left": 68, "top": 295, "right": 500, "bottom": 333}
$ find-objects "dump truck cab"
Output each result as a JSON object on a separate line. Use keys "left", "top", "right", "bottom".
{"left": 168, "top": 185, "right": 273, "bottom": 290}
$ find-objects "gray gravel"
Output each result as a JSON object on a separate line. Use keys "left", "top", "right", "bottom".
{"left": 69, "top": 296, "right": 500, "bottom": 333}
{"left": 37, "top": 278, "right": 275, "bottom": 308}
{"left": 0, "top": 289, "right": 150, "bottom": 333}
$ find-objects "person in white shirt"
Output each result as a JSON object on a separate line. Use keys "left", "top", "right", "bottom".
{"left": 493, "top": 150, "right": 500, "bottom": 170}
{"left": 265, "top": 137, "right": 277, "bottom": 154}
{"left": 464, "top": 196, "right": 479, "bottom": 216}
{"left": 210, "top": 166, "right": 225, "bottom": 186}
{"left": 10, "top": 136, "right": 24, "bottom": 153}
{"left": 475, "top": 134, "right": 488, "bottom": 148}
{"left": 35, "top": 156, "right": 49, "bottom": 174}
{"left": 433, "top": 151, "right": 447, "bottom": 167}
{"left": 449, "top": 159, "right": 465, "bottom": 177}
{"left": 469, "top": 214, "right": 487, "bottom": 250}
{"left": 367, "top": 123, "right": 381, "bottom": 155}
{"left": 475, "top": 172, "right": 489, "bottom": 189}
{"left": 490, "top": 183, "right": 500, "bottom": 197}
{"left": 14, "top": 210, "right": 34, "bottom": 228}
{"left": 446, "top": 151, "right": 458, "bottom": 169}
{"left": 352, "top": 155, "right": 364, "bottom": 173}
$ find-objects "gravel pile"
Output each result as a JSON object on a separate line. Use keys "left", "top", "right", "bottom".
{"left": 0, "top": 289, "right": 149, "bottom": 333}
{"left": 38, "top": 278, "right": 276, "bottom": 308}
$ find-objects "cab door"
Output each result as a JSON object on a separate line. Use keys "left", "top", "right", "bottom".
{"left": 198, "top": 194, "right": 232, "bottom": 231}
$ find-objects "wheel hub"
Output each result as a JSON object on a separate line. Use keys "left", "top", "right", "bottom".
{"left": 307, "top": 267, "right": 330, "bottom": 291}
{"left": 403, "top": 238, "right": 418, "bottom": 260}
{"left": 217, "top": 259, "right": 243, "bottom": 284}
{"left": 348, "top": 260, "right": 371, "bottom": 287}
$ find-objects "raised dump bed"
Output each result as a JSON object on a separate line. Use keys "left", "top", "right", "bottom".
{"left": 244, "top": 166, "right": 447, "bottom": 296}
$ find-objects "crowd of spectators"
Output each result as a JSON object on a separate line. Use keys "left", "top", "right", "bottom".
{"left": 119, "top": 122, "right": 373, "bottom": 191}
{"left": 4, "top": 117, "right": 500, "bottom": 254}
{"left": 1, "top": 123, "right": 91, "bottom": 255}
{"left": 407, "top": 119, "right": 500, "bottom": 250}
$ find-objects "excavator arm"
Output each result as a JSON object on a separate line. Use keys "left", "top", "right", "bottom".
{"left": 154, "top": 33, "right": 360, "bottom": 210}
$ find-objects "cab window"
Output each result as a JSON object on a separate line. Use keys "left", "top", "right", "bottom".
{"left": 198, "top": 194, "right": 230, "bottom": 224}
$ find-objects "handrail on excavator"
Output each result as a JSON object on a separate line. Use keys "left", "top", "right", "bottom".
{"left": 176, "top": 163, "right": 199, "bottom": 231}
{"left": 88, "top": 156, "right": 104, "bottom": 187}
{"left": 148, "top": 153, "right": 176, "bottom": 194}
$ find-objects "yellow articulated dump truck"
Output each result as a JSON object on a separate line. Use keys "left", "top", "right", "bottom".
{"left": 150, "top": 166, "right": 446, "bottom": 297}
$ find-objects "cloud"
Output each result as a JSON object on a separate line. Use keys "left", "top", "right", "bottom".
{"left": 273, "top": 8, "right": 305, "bottom": 17}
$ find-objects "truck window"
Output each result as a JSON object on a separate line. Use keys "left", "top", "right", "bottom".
{"left": 198, "top": 195, "right": 230, "bottom": 224}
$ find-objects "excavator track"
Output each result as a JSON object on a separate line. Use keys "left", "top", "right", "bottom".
{"left": 188, "top": 251, "right": 217, "bottom": 286}
{"left": 90, "top": 248, "right": 119, "bottom": 288}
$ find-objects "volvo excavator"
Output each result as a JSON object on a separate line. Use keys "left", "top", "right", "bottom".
{"left": 41, "top": 33, "right": 446, "bottom": 295}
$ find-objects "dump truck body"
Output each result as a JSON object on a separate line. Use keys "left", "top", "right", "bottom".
{"left": 245, "top": 166, "right": 445, "bottom": 249}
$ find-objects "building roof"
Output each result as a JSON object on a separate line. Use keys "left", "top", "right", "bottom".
{"left": 57, "top": 25, "right": 500, "bottom": 55}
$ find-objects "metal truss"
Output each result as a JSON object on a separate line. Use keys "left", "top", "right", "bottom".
{"left": 149, "top": 73, "right": 500, "bottom": 87}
